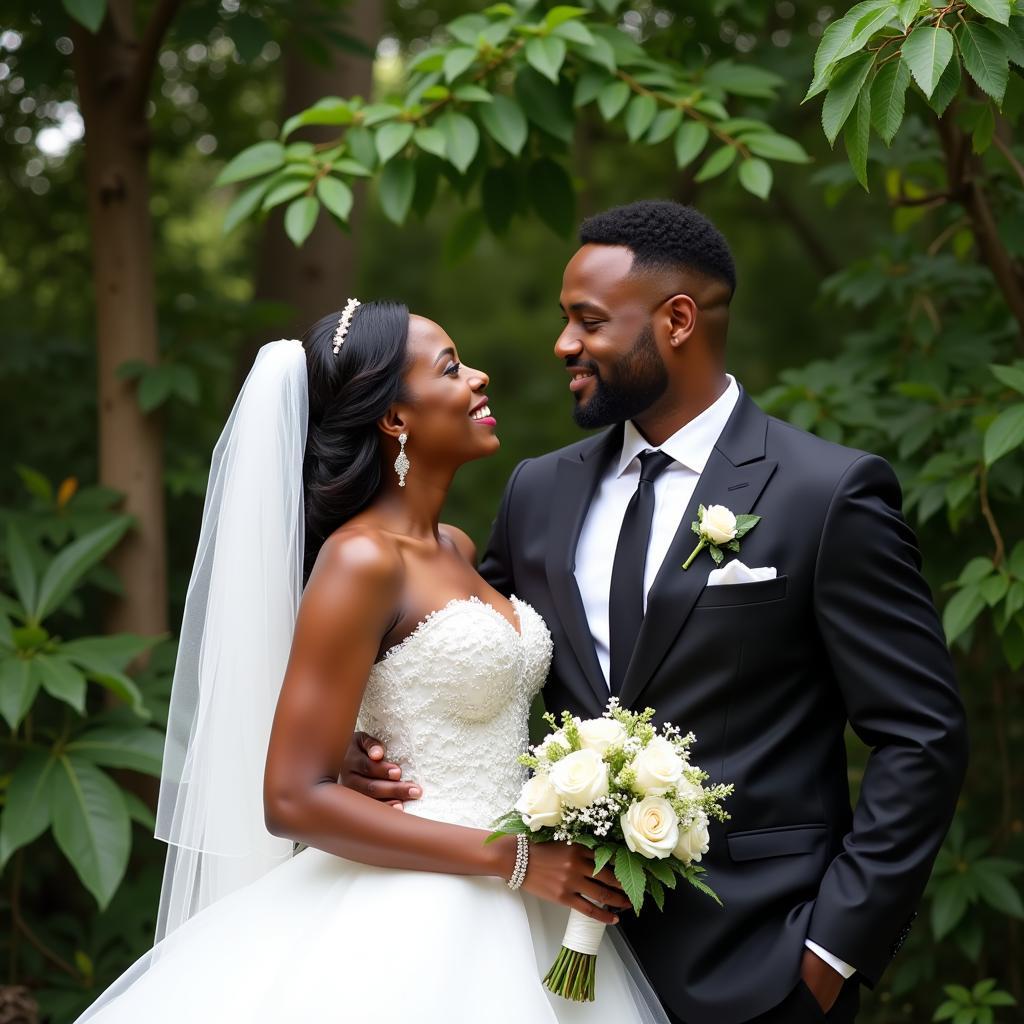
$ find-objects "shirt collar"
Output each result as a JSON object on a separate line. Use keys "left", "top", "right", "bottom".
{"left": 616, "top": 373, "right": 740, "bottom": 478}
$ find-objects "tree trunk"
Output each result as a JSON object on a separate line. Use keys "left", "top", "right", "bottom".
{"left": 70, "top": 0, "right": 169, "bottom": 639}
{"left": 235, "top": 0, "right": 381, "bottom": 383}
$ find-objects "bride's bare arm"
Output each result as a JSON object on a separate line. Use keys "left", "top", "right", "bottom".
{"left": 263, "top": 531, "right": 628, "bottom": 923}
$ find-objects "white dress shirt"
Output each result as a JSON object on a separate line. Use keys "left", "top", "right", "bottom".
{"left": 572, "top": 372, "right": 857, "bottom": 982}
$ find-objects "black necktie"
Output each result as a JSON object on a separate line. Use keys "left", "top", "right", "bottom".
{"left": 608, "top": 450, "right": 675, "bottom": 696}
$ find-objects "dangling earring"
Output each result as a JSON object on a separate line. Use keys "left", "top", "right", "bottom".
{"left": 394, "top": 432, "right": 410, "bottom": 488}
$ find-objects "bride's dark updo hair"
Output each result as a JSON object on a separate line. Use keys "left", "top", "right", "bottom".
{"left": 301, "top": 301, "right": 411, "bottom": 583}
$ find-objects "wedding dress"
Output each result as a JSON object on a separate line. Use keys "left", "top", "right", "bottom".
{"left": 74, "top": 594, "right": 668, "bottom": 1023}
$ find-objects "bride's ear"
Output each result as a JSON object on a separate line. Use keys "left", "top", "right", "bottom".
{"left": 378, "top": 406, "right": 409, "bottom": 441}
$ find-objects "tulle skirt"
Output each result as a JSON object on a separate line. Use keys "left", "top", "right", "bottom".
{"left": 74, "top": 844, "right": 668, "bottom": 1023}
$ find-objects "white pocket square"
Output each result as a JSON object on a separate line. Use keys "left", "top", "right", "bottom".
{"left": 706, "top": 560, "right": 777, "bottom": 586}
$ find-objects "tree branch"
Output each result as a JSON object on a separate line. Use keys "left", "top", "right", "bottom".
{"left": 124, "top": 0, "right": 184, "bottom": 119}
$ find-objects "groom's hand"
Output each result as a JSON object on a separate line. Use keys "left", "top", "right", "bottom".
{"left": 800, "top": 947, "right": 844, "bottom": 1014}
{"left": 342, "top": 732, "right": 422, "bottom": 807}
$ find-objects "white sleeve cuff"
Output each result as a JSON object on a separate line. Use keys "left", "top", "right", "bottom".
{"left": 805, "top": 939, "right": 856, "bottom": 979}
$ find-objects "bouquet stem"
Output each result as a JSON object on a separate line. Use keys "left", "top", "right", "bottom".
{"left": 543, "top": 908, "right": 605, "bottom": 1002}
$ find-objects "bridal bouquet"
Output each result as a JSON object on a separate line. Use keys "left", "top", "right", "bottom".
{"left": 489, "top": 697, "right": 734, "bottom": 1002}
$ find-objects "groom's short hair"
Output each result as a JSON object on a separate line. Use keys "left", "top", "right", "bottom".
{"left": 578, "top": 200, "right": 736, "bottom": 299}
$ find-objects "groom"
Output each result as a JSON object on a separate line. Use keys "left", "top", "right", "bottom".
{"left": 348, "top": 200, "right": 969, "bottom": 1023}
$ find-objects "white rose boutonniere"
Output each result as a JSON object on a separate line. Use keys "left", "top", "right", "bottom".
{"left": 682, "top": 503, "right": 761, "bottom": 570}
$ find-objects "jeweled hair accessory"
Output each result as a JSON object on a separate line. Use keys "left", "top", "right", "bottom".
{"left": 332, "top": 297, "right": 361, "bottom": 354}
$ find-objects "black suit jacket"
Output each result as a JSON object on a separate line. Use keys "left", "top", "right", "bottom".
{"left": 479, "top": 387, "right": 969, "bottom": 1024}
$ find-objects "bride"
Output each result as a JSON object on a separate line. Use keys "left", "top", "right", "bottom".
{"left": 73, "top": 300, "right": 668, "bottom": 1023}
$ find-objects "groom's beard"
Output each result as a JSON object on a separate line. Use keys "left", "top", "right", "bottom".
{"left": 571, "top": 321, "right": 669, "bottom": 429}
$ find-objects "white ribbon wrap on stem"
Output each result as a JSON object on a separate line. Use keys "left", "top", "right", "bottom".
{"left": 561, "top": 908, "right": 607, "bottom": 955}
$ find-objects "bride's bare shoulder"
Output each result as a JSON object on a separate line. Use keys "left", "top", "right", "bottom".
{"left": 439, "top": 523, "right": 477, "bottom": 564}
{"left": 308, "top": 525, "right": 405, "bottom": 597}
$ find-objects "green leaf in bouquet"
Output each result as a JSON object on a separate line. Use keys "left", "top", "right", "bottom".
{"left": 593, "top": 845, "right": 616, "bottom": 876}
{"left": 614, "top": 847, "right": 647, "bottom": 913}
{"left": 646, "top": 857, "right": 677, "bottom": 888}
{"left": 648, "top": 876, "right": 665, "bottom": 911}
{"left": 571, "top": 832, "right": 599, "bottom": 849}
{"left": 683, "top": 864, "right": 722, "bottom": 906}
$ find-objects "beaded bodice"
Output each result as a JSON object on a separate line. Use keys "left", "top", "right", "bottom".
{"left": 356, "top": 596, "right": 552, "bottom": 829}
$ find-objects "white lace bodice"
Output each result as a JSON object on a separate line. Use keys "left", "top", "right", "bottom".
{"left": 356, "top": 596, "right": 552, "bottom": 829}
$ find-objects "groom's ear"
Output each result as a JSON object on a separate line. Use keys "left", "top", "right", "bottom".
{"left": 378, "top": 406, "right": 408, "bottom": 440}
{"left": 665, "top": 293, "right": 698, "bottom": 348}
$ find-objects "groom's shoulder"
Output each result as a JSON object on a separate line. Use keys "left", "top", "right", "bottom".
{"left": 761, "top": 409, "right": 898, "bottom": 496}
{"left": 508, "top": 432, "right": 607, "bottom": 489}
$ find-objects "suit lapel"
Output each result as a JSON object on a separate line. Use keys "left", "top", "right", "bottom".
{"left": 544, "top": 426, "right": 621, "bottom": 714}
{"left": 618, "top": 390, "right": 778, "bottom": 710}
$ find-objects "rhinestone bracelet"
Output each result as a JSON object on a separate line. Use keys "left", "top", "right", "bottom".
{"left": 507, "top": 833, "right": 529, "bottom": 890}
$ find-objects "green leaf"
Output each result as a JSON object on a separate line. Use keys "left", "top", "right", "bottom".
{"left": 544, "top": 4, "right": 588, "bottom": 29}
{"left": 980, "top": 573, "right": 1009, "bottom": 606}
{"left": 35, "top": 654, "right": 86, "bottom": 713}
{"left": 58, "top": 634, "right": 158, "bottom": 671}
{"left": 0, "top": 748, "right": 57, "bottom": 868}
{"left": 928, "top": 49, "right": 962, "bottom": 114}
{"left": 958, "top": 21, "right": 1009, "bottom": 103}
{"left": 437, "top": 111, "right": 480, "bottom": 173}
{"left": 346, "top": 126, "right": 378, "bottom": 170}
{"left": 35, "top": 517, "right": 131, "bottom": 622}
{"left": 577, "top": 35, "right": 617, "bottom": 73}
{"left": 973, "top": 103, "right": 996, "bottom": 153}
{"left": 995, "top": 17, "right": 1024, "bottom": 67}
{"left": 943, "top": 586, "right": 987, "bottom": 643}
{"left": 378, "top": 158, "right": 416, "bottom": 224}
{"left": 50, "top": 755, "right": 130, "bottom": 909}
{"left": 822, "top": 51, "right": 875, "bottom": 145}
{"left": 5, "top": 523, "right": 37, "bottom": 615}
{"left": 0, "top": 658, "right": 40, "bottom": 730}
{"left": 984, "top": 403, "right": 1024, "bottom": 465}
{"left": 593, "top": 845, "right": 615, "bottom": 876}
{"left": 931, "top": 878, "right": 970, "bottom": 939}
{"left": 845, "top": 78, "right": 873, "bottom": 190}
{"left": 695, "top": 145, "right": 737, "bottom": 182}
{"left": 454, "top": 84, "right": 493, "bottom": 103}
{"left": 479, "top": 94, "right": 528, "bottom": 156}
{"left": 516, "top": 67, "right": 574, "bottom": 142}
{"left": 574, "top": 68, "right": 612, "bottom": 107}
{"left": 897, "top": 0, "right": 921, "bottom": 29}
{"left": 597, "top": 80, "right": 631, "bottom": 121}
{"left": 414, "top": 127, "right": 447, "bottom": 159}
{"left": 974, "top": 864, "right": 1024, "bottom": 916}
{"left": 283, "top": 196, "right": 319, "bottom": 246}
{"left": 281, "top": 99, "right": 353, "bottom": 139}
{"left": 614, "top": 846, "right": 647, "bottom": 913}
{"left": 222, "top": 179, "right": 269, "bottom": 234}
{"left": 744, "top": 133, "right": 811, "bottom": 163}
{"left": 645, "top": 857, "right": 677, "bottom": 887}
{"left": 553, "top": 20, "right": 594, "bottom": 46}
{"left": 260, "top": 177, "right": 310, "bottom": 212}
{"left": 647, "top": 875, "right": 665, "bottom": 910}
{"left": 215, "top": 141, "right": 286, "bottom": 187}
{"left": 316, "top": 177, "right": 354, "bottom": 222}
{"left": 624, "top": 95, "right": 657, "bottom": 141}
{"left": 59, "top": 646, "right": 147, "bottom": 718}
{"left": 526, "top": 36, "right": 567, "bottom": 84}
{"left": 375, "top": 122, "right": 414, "bottom": 165}
{"left": 360, "top": 104, "right": 401, "bottom": 127}
{"left": 805, "top": 0, "right": 897, "bottom": 100}
{"left": 646, "top": 107, "right": 682, "bottom": 144}
{"left": 991, "top": 362, "right": 1024, "bottom": 394}
{"left": 738, "top": 157, "right": 773, "bottom": 199}
{"left": 871, "top": 58, "right": 911, "bottom": 143}
{"left": 62, "top": 0, "right": 106, "bottom": 33}
{"left": 15, "top": 465, "right": 53, "bottom": 502}
{"left": 902, "top": 25, "right": 954, "bottom": 98}
{"left": 66, "top": 724, "right": 165, "bottom": 776}
{"left": 964, "top": 0, "right": 1011, "bottom": 26}
{"left": 674, "top": 122, "right": 710, "bottom": 168}
{"left": 443, "top": 46, "right": 477, "bottom": 83}
{"left": 122, "top": 788, "right": 156, "bottom": 830}
{"left": 527, "top": 157, "right": 575, "bottom": 237}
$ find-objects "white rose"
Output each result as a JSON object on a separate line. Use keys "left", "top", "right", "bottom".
{"left": 515, "top": 774, "right": 563, "bottom": 832}
{"left": 702, "top": 504, "right": 737, "bottom": 545}
{"left": 577, "top": 717, "right": 627, "bottom": 755}
{"left": 548, "top": 748, "right": 610, "bottom": 808}
{"left": 673, "top": 812, "right": 710, "bottom": 865}
{"left": 621, "top": 796, "right": 679, "bottom": 859}
{"left": 534, "top": 729, "right": 569, "bottom": 760}
{"left": 675, "top": 776, "right": 703, "bottom": 802}
{"left": 631, "top": 736, "right": 686, "bottom": 795}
